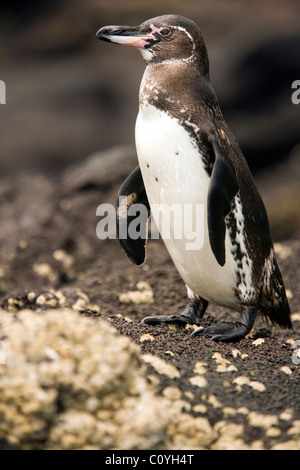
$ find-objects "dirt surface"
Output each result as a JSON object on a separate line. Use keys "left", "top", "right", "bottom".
{"left": 81, "top": 238, "right": 300, "bottom": 446}
{"left": 0, "top": 146, "right": 299, "bottom": 449}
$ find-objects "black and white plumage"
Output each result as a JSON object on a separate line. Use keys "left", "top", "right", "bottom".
{"left": 96, "top": 14, "right": 292, "bottom": 341}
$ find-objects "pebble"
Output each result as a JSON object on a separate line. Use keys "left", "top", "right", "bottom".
{"left": 279, "top": 409, "right": 294, "bottom": 421}
{"left": 27, "top": 292, "right": 36, "bottom": 302}
{"left": 142, "top": 354, "right": 180, "bottom": 379}
{"left": 33, "top": 263, "right": 57, "bottom": 282}
{"left": 288, "top": 420, "right": 300, "bottom": 437}
{"left": 59, "top": 198, "right": 71, "bottom": 211}
{"left": 291, "top": 312, "right": 300, "bottom": 322}
{"left": 286, "top": 289, "right": 293, "bottom": 299}
{"left": 233, "top": 376, "right": 248, "bottom": 385}
{"left": 119, "top": 290, "right": 154, "bottom": 304}
{"left": 231, "top": 349, "right": 241, "bottom": 358}
{"left": 162, "top": 386, "right": 181, "bottom": 400}
{"left": 231, "top": 349, "right": 249, "bottom": 359}
{"left": 212, "top": 352, "right": 238, "bottom": 372}
{"left": 266, "top": 427, "right": 281, "bottom": 437}
{"left": 139, "top": 334, "right": 155, "bottom": 343}
{"left": 184, "top": 391, "right": 194, "bottom": 401}
{"left": 233, "top": 376, "right": 266, "bottom": 392}
{"left": 136, "top": 281, "right": 152, "bottom": 291}
{"left": 18, "top": 240, "right": 28, "bottom": 249}
{"left": 274, "top": 243, "right": 292, "bottom": 259}
{"left": 248, "top": 412, "right": 278, "bottom": 429}
{"left": 271, "top": 441, "right": 300, "bottom": 450}
{"left": 185, "top": 323, "right": 199, "bottom": 331}
{"left": 172, "top": 400, "right": 191, "bottom": 412}
{"left": 193, "top": 361, "right": 207, "bottom": 375}
{"left": 164, "top": 350, "right": 175, "bottom": 357}
{"left": 193, "top": 404, "right": 207, "bottom": 414}
{"left": 119, "top": 282, "right": 154, "bottom": 304}
{"left": 189, "top": 376, "right": 207, "bottom": 388}
{"left": 249, "top": 381, "right": 266, "bottom": 392}
{"left": 280, "top": 366, "right": 293, "bottom": 375}
{"left": 36, "top": 294, "right": 57, "bottom": 308}
{"left": 53, "top": 250, "right": 75, "bottom": 280}
{"left": 223, "top": 407, "right": 237, "bottom": 417}
{"left": 252, "top": 338, "right": 265, "bottom": 346}
{"left": 209, "top": 395, "right": 222, "bottom": 408}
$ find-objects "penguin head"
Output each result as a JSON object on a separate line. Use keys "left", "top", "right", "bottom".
{"left": 97, "top": 14, "right": 209, "bottom": 73}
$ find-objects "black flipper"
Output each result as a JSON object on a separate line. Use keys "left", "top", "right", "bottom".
{"left": 207, "top": 134, "right": 239, "bottom": 266}
{"left": 116, "top": 166, "right": 150, "bottom": 266}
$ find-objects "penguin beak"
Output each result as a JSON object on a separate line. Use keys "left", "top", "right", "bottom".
{"left": 96, "top": 25, "right": 154, "bottom": 49}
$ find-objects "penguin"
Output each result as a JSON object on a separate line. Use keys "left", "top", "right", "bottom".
{"left": 96, "top": 14, "right": 292, "bottom": 341}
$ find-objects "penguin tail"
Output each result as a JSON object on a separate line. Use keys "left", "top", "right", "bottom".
{"left": 258, "top": 247, "right": 292, "bottom": 329}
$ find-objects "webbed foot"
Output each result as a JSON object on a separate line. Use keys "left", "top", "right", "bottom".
{"left": 192, "top": 306, "right": 257, "bottom": 342}
{"left": 141, "top": 298, "right": 208, "bottom": 327}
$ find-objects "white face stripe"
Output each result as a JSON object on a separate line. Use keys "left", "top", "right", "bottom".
{"left": 143, "top": 24, "right": 196, "bottom": 65}
{"left": 172, "top": 25, "right": 195, "bottom": 61}
{"left": 149, "top": 23, "right": 194, "bottom": 44}
{"left": 173, "top": 26, "right": 194, "bottom": 43}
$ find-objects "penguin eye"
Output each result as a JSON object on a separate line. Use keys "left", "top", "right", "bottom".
{"left": 159, "top": 28, "right": 171, "bottom": 37}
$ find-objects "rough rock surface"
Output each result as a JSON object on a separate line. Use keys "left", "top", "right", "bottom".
{"left": 0, "top": 308, "right": 216, "bottom": 450}
{"left": 1, "top": 305, "right": 298, "bottom": 450}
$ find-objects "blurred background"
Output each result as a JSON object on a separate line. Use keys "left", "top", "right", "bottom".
{"left": 0, "top": 0, "right": 299, "bottom": 173}
{"left": 0, "top": 0, "right": 299, "bottom": 278}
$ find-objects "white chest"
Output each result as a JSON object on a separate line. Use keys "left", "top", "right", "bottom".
{"left": 135, "top": 102, "right": 240, "bottom": 309}
{"left": 135, "top": 103, "right": 208, "bottom": 203}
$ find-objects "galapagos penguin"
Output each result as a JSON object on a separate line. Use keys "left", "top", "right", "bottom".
{"left": 96, "top": 14, "right": 292, "bottom": 341}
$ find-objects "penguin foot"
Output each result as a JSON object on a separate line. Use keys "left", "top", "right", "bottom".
{"left": 141, "top": 298, "right": 208, "bottom": 327}
{"left": 141, "top": 314, "right": 192, "bottom": 326}
{"left": 191, "top": 306, "right": 257, "bottom": 342}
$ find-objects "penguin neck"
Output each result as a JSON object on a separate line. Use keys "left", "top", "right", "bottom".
{"left": 139, "top": 61, "right": 211, "bottom": 118}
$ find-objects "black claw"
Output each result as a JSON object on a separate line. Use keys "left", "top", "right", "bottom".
{"left": 191, "top": 327, "right": 205, "bottom": 336}
{"left": 211, "top": 335, "right": 222, "bottom": 342}
{"left": 192, "top": 324, "right": 248, "bottom": 342}
{"left": 141, "top": 315, "right": 190, "bottom": 326}
{"left": 141, "top": 298, "right": 208, "bottom": 327}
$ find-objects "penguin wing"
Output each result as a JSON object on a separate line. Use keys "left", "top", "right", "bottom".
{"left": 207, "top": 134, "right": 239, "bottom": 266}
{"left": 116, "top": 165, "right": 151, "bottom": 266}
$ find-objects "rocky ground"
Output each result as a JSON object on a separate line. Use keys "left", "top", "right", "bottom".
{"left": 0, "top": 0, "right": 299, "bottom": 451}
{"left": 0, "top": 146, "right": 299, "bottom": 450}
